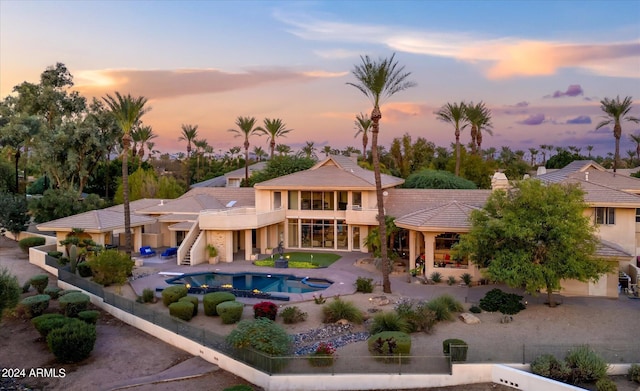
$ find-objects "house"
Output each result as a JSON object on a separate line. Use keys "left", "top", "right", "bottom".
{"left": 190, "top": 162, "right": 267, "bottom": 188}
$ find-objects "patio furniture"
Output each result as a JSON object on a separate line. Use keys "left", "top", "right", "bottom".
{"left": 139, "top": 246, "right": 156, "bottom": 257}
{"left": 161, "top": 247, "right": 177, "bottom": 259}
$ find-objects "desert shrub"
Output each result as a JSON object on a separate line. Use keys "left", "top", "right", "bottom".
{"left": 78, "top": 310, "right": 100, "bottom": 324}
{"left": 141, "top": 288, "right": 156, "bottom": 303}
{"left": 253, "top": 301, "right": 277, "bottom": 320}
{"left": 58, "top": 292, "right": 90, "bottom": 317}
{"left": 355, "top": 276, "right": 374, "bottom": 293}
{"left": 77, "top": 262, "right": 93, "bottom": 277}
{"left": 469, "top": 305, "right": 482, "bottom": 313}
{"left": 203, "top": 291, "right": 236, "bottom": 316}
{"left": 226, "top": 317, "right": 291, "bottom": 355}
{"left": 223, "top": 386, "right": 254, "bottom": 391}
{"left": 530, "top": 354, "right": 571, "bottom": 382}
{"left": 18, "top": 236, "right": 45, "bottom": 252}
{"left": 22, "top": 281, "right": 31, "bottom": 293}
{"left": 161, "top": 285, "right": 188, "bottom": 307}
{"left": 169, "top": 301, "right": 194, "bottom": 321}
{"left": 460, "top": 273, "right": 473, "bottom": 287}
{"left": 20, "top": 294, "right": 51, "bottom": 318}
{"left": 479, "top": 288, "right": 526, "bottom": 315}
{"left": 47, "top": 320, "right": 96, "bottom": 363}
{"left": 280, "top": 306, "right": 307, "bottom": 324}
{"left": 401, "top": 301, "right": 437, "bottom": 333}
{"left": 29, "top": 274, "right": 49, "bottom": 294}
{"left": 368, "top": 331, "right": 411, "bottom": 359}
{"left": 58, "top": 289, "right": 81, "bottom": 296}
{"left": 430, "top": 271, "right": 442, "bottom": 283}
{"left": 436, "top": 294, "right": 464, "bottom": 312}
{"left": 47, "top": 251, "right": 63, "bottom": 259}
{"left": 565, "top": 345, "right": 608, "bottom": 384}
{"left": 88, "top": 249, "right": 134, "bottom": 286}
{"left": 179, "top": 296, "right": 199, "bottom": 317}
{"left": 369, "top": 311, "right": 411, "bottom": 334}
{"left": 442, "top": 338, "right": 468, "bottom": 362}
{"left": 217, "top": 301, "right": 244, "bottom": 324}
{"left": 595, "top": 377, "right": 617, "bottom": 391}
{"left": 44, "top": 286, "right": 62, "bottom": 300}
{"left": 322, "top": 297, "right": 363, "bottom": 324}
{"left": 426, "top": 295, "right": 462, "bottom": 322}
{"left": 629, "top": 364, "right": 640, "bottom": 383}
{"left": 58, "top": 256, "right": 70, "bottom": 266}
{"left": 31, "top": 313, "right": 67, "bottom": 337}
{"left": 0, "top": 267, "right": 21, "bottom": 321}
{"left": 446, "top": 276, "right": 457, "bottom": 285}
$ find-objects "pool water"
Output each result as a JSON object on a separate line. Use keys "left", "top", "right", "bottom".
{"left": 165, "top": 272, "right": 332, "bottom": 294}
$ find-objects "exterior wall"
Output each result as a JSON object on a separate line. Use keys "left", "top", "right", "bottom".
{"left": 254, "top": 188, "right": 271, "bottom": 213}
{"left": 561, "top": 268, "right": 619, "bottom": 298}
{"left": 589, "top": 207, "right": 636, "bottom": 255}
{"left": 206, "top": 231, "right": 227, "bottom": 262}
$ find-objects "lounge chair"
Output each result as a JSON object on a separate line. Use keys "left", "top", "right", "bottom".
{"left": 161, "top": 247, "right": 177, "bottom": 259}
{"left": 139, "top": 246, "right": 156, "bottom": 257}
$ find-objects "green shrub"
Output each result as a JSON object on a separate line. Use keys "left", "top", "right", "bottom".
{"left": 29, "top": 274, "right": 49, "bottom": 294}
{"left": 469, "top": 305, "right": 482, "bottom": 313}
{"left": 430, "top": 271, "right": 442, "bottom": 283}
{"left": 169, "top": 301, "right": 194, "bottom": 321}
{"left": 179, "top": 296, "right": 199, "bottom": 317}
{"left": 280, "top": 306, "right": 307, "bottom": 324}
{"left": 141, "top": 288, "right": 156, "bottom": 303}
{"left": 58, "top": 289, "right": 81, "bottom": 296}
{"left": 435, "top": 294, "right": 464, "bottom": 312}
{"left": 355, "top": 276, "right": 374, "bottom": 293}
{"left": 18, "top": 236, "right": 45, "bottom": 252}
{"left": 31, "top": 313, "right": 67, "bottom": 337}
{"left": 530, "top": 354, "right": 571, "bottom": 382}
{"left": 595, "top": 377, "right": 617, "bottom": 391}
{"left": 446, "top": 275, "right": 457, "bottom": 285}
{"left": 425, "top": 295, "right": 462, "bottom": 322}
{"left": 58, "top": 292, "right": 90, "bottom": 317}
{"left": 368, "top": 331, "right": 411, "bottom": 358}
{"left": 396, "top": 300, "right": 437, "bottom": 333}
{"left": 253, "top": 301, "right": 277, "bottom": 320}
{"left": 47, "top": 251, "right": 63, "bottom": 259}
{"left": 223, "top": 386, "right": 254, "bottom": 391}
{"left": 78, "top": 310, "right": 100, "bottom": 324}
{"left": 322, "top": 297, "right": 363, "bottom": 324}
{"left": 226, "top": 317, "right": 291, "bottom": 355}
{"left": 44, "top": 286, "right": 62, "bottom": 300}
{"left": 77, "top": 262, "right": 93, "bottom": 277}
{"left": 565, "top": 345, "right": 609, "bottom": 384}
{"left": 203, "top": 291, "right": 236, "bottom": 316}
{"left": 369, "top": 311, "right": 411, "bottom": 334}
{"left": 47, "top": 320, "right": 96, "bottom": 363}
{"left": 20, "top": 294, "right": 51, "bottom": 318}
{"left": 460, "top": 273, "right": 473, "bottom": 287}
{"left": 22, "top": 281, "right": 31, "bottom": 293}
{"left": 161, "top": 285, "right": 189, "bottom": 307}
{"left": 0, "top": 267, "right": 21, "bottom": 321}
{"left": 217, "top": 301, "right": 244, "bottom": 324}
{"left": 88, "top": 249, "right": 134, "bottom": 286}
{"left": 629, "top": 363, "right": 640, "bottom": 383}
{"left": 479, "top": 288, "right": 526, "bottom": 315}
{"left": 442, "top": 338, "right": 468, "bottom": 362}
{"left": 58, "top": 256, "right": 70, "bottom": 266}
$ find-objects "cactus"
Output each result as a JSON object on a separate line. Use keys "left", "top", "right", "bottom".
{"left": 69, "top": 244, "right": 78, "bottom": 274}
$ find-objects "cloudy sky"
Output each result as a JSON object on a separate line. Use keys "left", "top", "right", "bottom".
{"left": 1, "top": 0, "right": 639, "bottom": 159}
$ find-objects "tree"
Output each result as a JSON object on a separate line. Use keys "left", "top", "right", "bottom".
{"left": 0, "top": 267, "right": 21, "bottom": 323}
{"left": 629, "top": 133, "right": 640, "bottom": 163}
{"left": 102, "top": 92, "right": 150, "bottom": 256}
{"left": 0, "top": 192, "right": 30, "bottom": 236}
{"left": 465, "top": 101, "right": 492, "bottom": 154}
{"left": 528, "top": 148, "right": 538, "bottom": 166}
{"left": 354, "top": 112, "right": 372, "bottom": 158}
{"left": 300, "top": 141, "right": 317, "bottom": 160}
{"left": 248, "top": 155, "right": 315, "bottom": 185}
{"left": 257, "top": 118, "right": 292, "bottom": 160}
{"left": 132, "top": 125, "right": 157, "bottom": 160}
{"left": 253, "top": 146, "right": 268, "bottom": 161}
{"left": 275, "top": 143, "right": 291, "bottom": 156}
{"left": 30, "top": 188, "right": 104, "bottom": 223}
{"left": 455, "top": 180, "right": 612, "bottom": 307}
{"left": 179, "top": 124, "right": 199, "bottom": 158}
{"left": 347, "top": 53, "right": 415, "bottom": 294}
{"left": 404, "top": 169, "right": 477, "bottom": 189}
{"left": 596, "top": 96, "right": 639, "bottom": 172}
{"left": 228, "top": 116, "right": 261, "bottom": 185}
{"left": 435, "top": 102, "right": 468, "bottom": 176}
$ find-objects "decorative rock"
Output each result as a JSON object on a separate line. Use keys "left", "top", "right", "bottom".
{"left": 369, "top": 296, "right": 390, "bottom": 306}
{"left": 500, "top": 315, "right": 514, "bottom": 324}
{"left": 459, "top": 313, "right": 481, "bottom": 324}
{"left": 335, "top": 319, "right": 349, "bottom": 325}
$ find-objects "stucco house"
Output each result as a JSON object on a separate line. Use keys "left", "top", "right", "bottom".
{"left": 37, "top": 156, "right": 640, "bottom": 298}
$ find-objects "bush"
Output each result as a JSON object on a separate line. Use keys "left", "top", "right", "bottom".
{"left": 20, "top": 294, "right": 51, "bottom": 318}
{"left": 141, "top": 288, "right": 156, "bottom": 303}
{"left": 29, "top": 274, "right": 49, "bottom": 294}
{"left": 78, "top": 310, "right": 100, "bottom": 324}
{"left": 369, "top": 311, "right": 411, "bottom": 334}
{"left": 469, "top": 305, "right": 482, "bottom": 313}
{"left": 436, "top": 294, "right": 464, "bottom": 312}
{"left": 88, "top": 250, "right": 134, "bottom": 286}
{"left": 226, "top": 317, "right": 291, "bottom": 355}
{"left": 44, "top": 286, "right": 62, "bottom": 300}
{"left": 530, "top": 354, "right": 571, "bottom": 382}
{"left": 426, "top": 295, "right": 463, "bottom": 322}
{"left": 77, "top": 262, "right": 93, "bottom": 277}
{"left": 0, "top": 267, "right": 21, "bottom": 321}
{"left": 217, "top": 301, "right": 244, "bottom": 324}
{"left": 446, "top": 276, "right": 457, "bottom": 286}
{"left": 47, "top": 320, "right": 96, "bottom": 363}
{"left": 565, "top": 345, "right": 609, "bottom": 384}
{"left": 629, "top": 364, "right": 640, "bottom": 383}
{"left": 203, "top": 292, "right": 236, "bottom": 316}
{"left": 179, "top": 296, "right": 199, "bottom": 317}
{"left": 58, "top": 289, "right": 81, "bottom": 296}
{"left": 223, "top": 386, "right": 254, "bottom": 391}
{"left": 368, "top": 331, "right": 411, "bottom": 360}
{"left": 48, "top": 251, "right": 63, "bottom": 259}
{"left": 394, "top": 299, "right": 437, "bottom": 333}
{"left": 595, "top": 377, "right": 617, "bottom": 391}
{"left": 18, "top": 237, "right": 45, "bottom": 252}
{"left": 161, "top": 285, "right": 189, "bottom": 307}
{"left": 479, "top": 288, "right": 526, "bottom": 315}
{"left": 31, "top": 313, "right": 67, "bottom": 337}
{"left": 442, "top": 338, "right": 468, "bottom": 362}
{"left": 22, "top": 281, "right": 31, "bottom": 293}
{"left": 322, "top": 297, "right": 363, "bottom": 324}
{"left": 460, "top": 273, "right": 473, "bottom": 287}
{"left": 169, "top": 301, "right": 194, "bottom": 321}
{"left": 430, "top": 271, "right": 442, "bottom": 283}
{"left": 253, "top": 301, "right": 277, "bottom": 320}
{"left": 280, "top": 306, "right": 307, "bottom": 324}
{"left": 59, "top": 292, "right": 90, "bottom": 317}
{"left": 355, "top": 276, "right": 374, "bottom": 293}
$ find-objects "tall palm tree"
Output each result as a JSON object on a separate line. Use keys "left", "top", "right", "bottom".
{"left": 258, "top": 118, "right": 292, "bottom": 160}
{"left": 347, "top": 53, "right": 415, "bottom": 294}
{"left": 134, "top": 125, "right": 157, "bottom": 160}
{"left": 103, "top": 92, "right": 149, "bottom": 256}
{"left": 301, "top": 141, "right": 317, "bottom": 159}
{"left": 629, "top": 133, "right": 640, "bottom": 164}
{"left": 275, "top": 143, "right": 291, "bottom": 156}
{"left": 228, "top": 116, "right": 261, "bottom": 184}
{"left": 596, "top": 96, "right": 639, "bottom": 172}
{"left": 528, "top": 148, "right": 538, "bottom": 166}
{"left": 253, "top": 145, "right": 267, "bottom": 162}
{"left": 465, "top": 101, "right": 492, "bottom": 154}
{"left": 322, "top": 145, "right": 332, "bottom": 157}
{"left": 193, "top": 138, "right": 209, "bottom": 182}
{"left": 435, "top": 102, "right": 468, "bottom": 176}
{"left": 354, "top": 112, "right": 372, "bottom": 158}
{"left": 179, "top": 124, "right": 199, "bottom": 158}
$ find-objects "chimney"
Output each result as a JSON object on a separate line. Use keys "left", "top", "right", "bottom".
{"left": 491, "top": 172, "right": 509, "bottom": 190}
{"left": 585, "top": 171, "right": 589, "bottom": 181}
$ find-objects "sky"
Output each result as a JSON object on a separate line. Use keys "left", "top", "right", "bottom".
{"left": 1, "top": 0, "right": 640, "bottom": 160}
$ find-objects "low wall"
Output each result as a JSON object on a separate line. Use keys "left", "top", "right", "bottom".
{"left": 29, "top": 244, "right": 59, "bottom": 277}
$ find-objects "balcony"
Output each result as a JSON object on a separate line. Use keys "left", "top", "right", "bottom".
{"left": 345, "top": 205, "right": 378, "bottom": 225}
{"left": 198, "top": 208, "right": 286, "bottom": 230}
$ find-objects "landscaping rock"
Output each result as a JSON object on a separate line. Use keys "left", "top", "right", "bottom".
{"left": 500, "top": 315, "right": 514, "bottom": 324}
{"left": 369, "top": 295, "right": 390, "bottom": 306}
{"left": 459, "top": 313, "right": 481, "bottom": 324}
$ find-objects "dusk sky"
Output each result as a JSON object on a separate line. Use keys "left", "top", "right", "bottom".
{"left": 2, "top": 0, "right": 639, "bottom": 160}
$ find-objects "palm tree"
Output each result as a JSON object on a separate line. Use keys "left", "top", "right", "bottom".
{"left": 193, "top": 138, "right": 209, "bottom": 182}
{"left": 465, "top": 101, "right": 492, "bottom": 154}
{"left": 322, "top": 145, "right": 332, "bottom": 157}
{"left": 275, "top": 143, "right": 291, "bottom": 156}
{"left": 253, "top": 145, "right": 267, "bottom": 162}
{"left": 629, "top": 133, "right": 640, "bottom": 163}
{"left": 586, "top": 145, "right": 594, "bottom": 158}
{"left": 347, "top": 53, "right": 415, "bottom": 294}
{"left": 179, "top": 124, "right": 199, "bottom": 158}
{"left": 528, "top": 148, "right": 538, "bottom": 166}
{"left": 354, "top": 112, "right": 372, "bottom": 158}
{"left": 103, "top": 92, "right": 150, "bottom": 256}
{"left": 228, "top": 116, "right": 261, "bottom": 184}
{"left": 435, "top": 102, "right": 468, "bottom": 176}
{"left": 258, "top": 118, "right": 292, "bottom": 160}
{"left": 596, "top": 96, "right": 639, "bottom": 172}
{"left": 301, "top": 141, "right": 317, "bottom": 159}
{"left": 134, "top": 125, "right": 157, "bottom": 160}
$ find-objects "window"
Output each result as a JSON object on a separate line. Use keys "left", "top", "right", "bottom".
{"left": 595, "top": 207, "right": 615, "bottom": 225}
{"left": 352, "top": 192, "right": 362, "bottom": 209}
{"left": 288, "top": 191, "right": 298, "bottom": 210}
{"left": 273, "top": 192, "right": 281, "bottom": 209}
{"left": 636, "top": 208, "right": 640, "bottom": 223}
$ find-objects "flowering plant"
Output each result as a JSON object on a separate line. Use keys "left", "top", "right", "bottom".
{"left": 314, "top": 342, "right": 335, "bottom": 355}
{"left": 309, "top": 342, "right": 335, "bottom": 367}
{"left": 253, "top": 301, "right": 277, "bottom": 320}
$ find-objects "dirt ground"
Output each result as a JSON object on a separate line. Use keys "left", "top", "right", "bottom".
{"left": 1, "top": 236, "right": 639, "bottom": 391}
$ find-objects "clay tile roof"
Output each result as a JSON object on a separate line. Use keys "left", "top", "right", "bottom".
{"left": 385, "top": 188, "right": 492, "bottom": 219}
{"left": 137, "top": 188, "right": 255, "bottom": 214}
{"left": 36, "top": 209, "right": 156, "bottom": 233}
{"left": 596, "top": 239, "right": 632, "bottom": 258}
{"left": 395, "top": 201, "right": 481, "bottom": 231}
{"left": 563, "top": 178, "right": 640, "bottom": 206}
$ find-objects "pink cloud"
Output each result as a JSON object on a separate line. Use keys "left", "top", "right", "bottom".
{"left": 546, "top": 84, "right": 584, "bottom": 98}
{"left": 518, "top": 113, "right": 546, "bottom": 125}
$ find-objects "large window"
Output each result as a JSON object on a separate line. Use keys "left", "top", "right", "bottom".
{"left": 595, "top": 207, "right": 615, "bottom": 225}
{"left": 288, "top": 191, "right": 298, "bottom": 210}
{"left": 298, "top": 191, "right": 335, "bottom": 210}
{"left": 287, "top": 219, "right": 298, "bottom": 247}
{"left": 434, "top": 233, "right": 467, "bottom": 268}
{"left": 636, "top": 208, "right": 640, "bottom": 223}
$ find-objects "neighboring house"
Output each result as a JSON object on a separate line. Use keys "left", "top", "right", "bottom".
{"left": 36, "top": 157, "right": 640, "bottom": 298}
{"left": 190, "top": 162, "right": 267, "bottom": 188}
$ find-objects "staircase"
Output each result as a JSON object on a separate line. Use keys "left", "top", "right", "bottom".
{"left": 177, "top": 224, "right": 202, "bottom": 266}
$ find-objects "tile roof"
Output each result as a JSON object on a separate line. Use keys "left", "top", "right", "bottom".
{"left": 536, "top": 160, "right": 605, "bottom": 183}
{"left": 385, "top": 188, "right": 492, "bottom": 219}
{"left": 596, "top": 239, "right": 632, "bottom": 258}
{"left": 136, "top": 187, "right": 255, "bottom": 214}
{"left": 104, "top": 198, "right": 165, "bottom": 213}
{"left": 563, "top": 178, "right": 640, "bottom": 206}
{"left": 36, "top": 209, "right": 156, "bottom": 233}
{"left": 395, "top": 201, "right": 481, "bottom": 231}
{"left": 566, "top": 170, "right": 640, "bottom": 193}
{"left": 190, "top": 162, "right": 267, "bottom": 188}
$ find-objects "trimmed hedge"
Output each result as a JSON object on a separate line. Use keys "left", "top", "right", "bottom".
{"left": 217, "top": 301, "right": 244, "bottom": 324}
{"left": 31, "top": 313, "right": 67, "bottom": 338}
{"left": 44, "top": 286, "right": 62, "bottom": 300}
{"left": 367, "top": 331, "right": 411, "bottom": 358}
{"left": 59, "top": 292, "right": 90, "bottom": 317}
{"left": 20, "top": 294, "right": 51, "bottom": 318}
{"left": 78, "top": 310, "right": 100, "bottom": 324}
{"left": 443, "top": 338, "right": 468, "bottom": 362}
{"left": 179, "top": 296, "right": 199, "bottom": 317}
{"left": 29, "top": 274, "right": 49, "bottom": 294}
{"left": 169, "top": 301, "right": 194, "bottom": 321}
{"left": 203, "top": 291, "right": 236, "bottom": 316}
{"left": 77, "top": 262, "right": 93, "bottom": 277}
{"left": 162, "top": 285, "right": 188, "bottom": 307}
{"left": 47, "top": 320, "right": 96, "bottom": 363}
{"left": 18, "top": 237, "right": 45, "bottom": 252}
